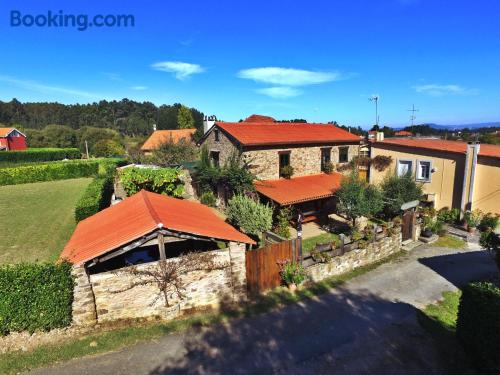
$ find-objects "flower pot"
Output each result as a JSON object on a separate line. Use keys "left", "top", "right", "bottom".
{"left": 467, "top": 226, "right": 476, "bottom": 234}
{"left": 287, "top": 283, "right": 297, "bottom": 292}
{"left": 422, "top": 229, "right": 433, "bottom": 238}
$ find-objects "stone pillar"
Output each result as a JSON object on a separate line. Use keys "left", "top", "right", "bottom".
{"left": 71, "top": 265, "right": 97, "bottom": 327}
{"left": 228, "top": 242, "right": 247, "bottom": 301}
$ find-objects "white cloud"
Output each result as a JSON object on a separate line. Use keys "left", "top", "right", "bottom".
{"left": 130, "top": 86, "right": 148, "bottom": 91}
{"left": 413, "top": 84, "right": 478, "bottom": 96}
{"left": 256, "top": 86, "right": 302, "bottom": 98}
{"left": 238, "top": 67, "right": 341, "bottom": 86}
{"left": 151, "top": 61, "right": 205, "bottom": 80}
{"left": 0, "top": 75, "right": 101, "bottom": 99}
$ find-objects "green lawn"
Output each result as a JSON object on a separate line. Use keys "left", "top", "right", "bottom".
{"left": 0, "top": 178, "right": 92, "bottom": 264}
{"left": 433, "top": 235, "right": 466, "bottom": 249}
{"left": 302, "top": 232, "right": 340, "bottom": 254}
{"left": 422, "top": 291, "right": 461, "bottom": 333}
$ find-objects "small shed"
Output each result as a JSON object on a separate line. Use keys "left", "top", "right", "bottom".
{"left": 61, "top": 190, "right": 254, "bottom": 273}
{"left": 0, "top": 128, "right": 27, "bottom": 151}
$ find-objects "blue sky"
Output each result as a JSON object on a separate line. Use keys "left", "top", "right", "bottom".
{"left": 1, "top": 0, "right": 500, "bottom": 128}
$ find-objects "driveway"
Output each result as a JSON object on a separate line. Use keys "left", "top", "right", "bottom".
{"left": 29, "top": 245, "right": 498, "bottom": 375}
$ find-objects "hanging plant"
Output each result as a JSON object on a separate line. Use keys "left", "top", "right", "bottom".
{"left": 372, "top": 155, "right": 393, "bottom": 172}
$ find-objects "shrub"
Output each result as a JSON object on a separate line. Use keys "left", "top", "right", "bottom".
{"left": 0, "top": 148, "right": 81, "bottom": 163}
{"left": 226, "top": 194, "right": 273, "bottom": 238}
{"left": 456, "top": 282, "right": 500, "bottom": 374}
{"left": 200, "top": 190, "right": 217, "bottom": 207}
{"left": 480, "top": 213, "right": 499, "bottom": 231}
{"left": 274, "top": 207, "right": 291, "bottom": 239}
{"left": 152, "top": 138, "right": 198, "bottom": 167}
{"left": 277, "top": 259, "right": 306, "bottom": 286}
{"left": 119, "top": 167, "right": 184, "bottom": 197}
{"left": 0, "top": 262, "right": 74, "bottom": 335}
{"left": 322, "top": 161, "right": 334, "bottom": 174}
{"left": 0, "top": 160, "right": 99, "bottom": 186}
{"left": 480, "top": 230, "right": 500, "bottom": 270}
{"left": 437, "top": 207, "right": 461, "bottom": 224}
{"left": 75, "top": 176, "right": 114, "bottom": 222}
{"left": 463, "top": 209, "right": 483, "bottom": 229}
{"left": 91, "top": 140, "right": 125, "bottom": 158}
{"left": 280, "top": 165, "right": 294, "bottom": 179}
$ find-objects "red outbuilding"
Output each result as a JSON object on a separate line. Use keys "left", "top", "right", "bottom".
{"left": 0, "top": 128, "right": 27, "bottom": 151}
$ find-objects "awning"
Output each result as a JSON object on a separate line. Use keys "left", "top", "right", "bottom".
{"left": 254, "top": 173, "right": 343, "bottom": 206}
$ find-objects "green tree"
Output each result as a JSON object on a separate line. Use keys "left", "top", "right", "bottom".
{"left": 92, "top": 139, "right": 125, "bottom": 157}
{"left": 336, "top": 173, "right": 384, "bottom": 224}
{"left": 220, "top": 151, "right": 255, "bottom": 195}
{"left": 226, "top": 195, "right": 273, "bottom": 239}
{"left": 43, "top": 125, "right": 77, "bottom": 148}
{"left": 77, "top": 126, "right": 121, "bottom": 154}
{"left": 152, "top": 138, "right": 198, "bottom": 167}
{"left": 177, "top": 105, "right": 195, "bottom": 129}
{"left": 381, "top": 174, "right": 423, "bottom": 217}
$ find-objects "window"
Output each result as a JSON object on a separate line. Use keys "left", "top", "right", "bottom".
{"left": 210, "top": 151, "right": 220, "bottom": 168}
{"left": 321, "top": 148, "right": 331, "bottom": 171}
{"left": 397, "top": 160, "right": 413, "bottom": 177}
{"left": 279, "top": 151, "right": 290, "bottom": 177}
{"left": 339, "top": 147, "right": 349, "bottom": 163}
{"left": 214, "top": 129, "right": 220, "bottom": 142}
{"left": 416, "top": 160, "right": 432, "bottom": 182}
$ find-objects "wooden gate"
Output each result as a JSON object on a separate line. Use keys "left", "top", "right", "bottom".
{"left": 402, "top": 210, "right": 414, "bottom": 241}
{"left": 245, "top": 240, "right": 295, "bottom": 294}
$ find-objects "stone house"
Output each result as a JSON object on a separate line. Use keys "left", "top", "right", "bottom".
{"left": 62, "top": 190, "right": 254, "bottom": 325}
{"left": 198, "top": 115, "right": 362, "bottom": 221}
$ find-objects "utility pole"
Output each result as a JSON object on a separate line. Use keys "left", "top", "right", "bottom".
{"left": 369, "top": 95, "right": 379, "bottom": 126}
{"left": 84, "top": 140, "right": 89, "bottom": 159}
{"left": 407, "top": 104, "right": 419, "bottom": 126}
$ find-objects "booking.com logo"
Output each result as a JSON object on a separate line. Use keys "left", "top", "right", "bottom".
{"left": 10, "top": 10, "right": 135, "bottom": 31}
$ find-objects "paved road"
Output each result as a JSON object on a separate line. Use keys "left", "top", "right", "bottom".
{"left": 30, "top": 245, "right": 498, "bottom": 375}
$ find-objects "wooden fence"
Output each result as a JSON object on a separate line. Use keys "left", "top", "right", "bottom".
{"left": 245, "top": 239, "right": 296, "bottom": 294}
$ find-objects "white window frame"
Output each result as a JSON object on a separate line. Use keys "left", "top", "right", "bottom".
{"left": 396, "top": 159, "right": 413, "bottom": 177}
{"left": 416, "top": 159, "right": 432, "bottom": 182}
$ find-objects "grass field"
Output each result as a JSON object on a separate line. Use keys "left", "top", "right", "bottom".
{"left": 0, "top": 178, "right": 92, "bottom": 264}
{"left": 433, "top": 235, "right": 466, "bottom": 249}
{"left": 302, "top": 232, "right": 340, "bottom": 254}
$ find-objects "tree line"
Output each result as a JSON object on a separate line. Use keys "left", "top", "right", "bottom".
{"left": 0, "top": 99, "right": 204, "bottom": 137}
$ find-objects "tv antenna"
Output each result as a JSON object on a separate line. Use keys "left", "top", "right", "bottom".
{"left": 369, "top": 95, "right": 379, "bottom": 126}
{"left": 408, "top": 104, "right": 419, "bottom": 126}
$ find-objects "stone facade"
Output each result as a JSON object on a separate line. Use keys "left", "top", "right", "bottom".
{"left": 81, "top": 242, "right": 246, "bottom": 324}
{"left": 201, "top": 126, "right": 360, "bottom": 180}
{"left": 71, "top": 265, "right": 97, "bottom": 326}
{"left": 306, "top": 231, "right": 402, "bottom": 283}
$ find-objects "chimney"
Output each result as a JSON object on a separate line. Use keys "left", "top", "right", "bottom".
{"left": 203, "top": 115, "right": 217, "bottom": 134}
{"left": 152, "top": 123, "right": 157, "bottom": 132}
{"left": 375, "top": 131, "right": 384, "bottom": 141}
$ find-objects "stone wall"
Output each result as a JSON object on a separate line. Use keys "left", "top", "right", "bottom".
{"left": 201, "top": 127, "right": 239, "bottom": 167}
{"left": 84, "top": 242, "right": 246, "bottom": 324}
{"left": 307, "top": 231, "right": 402, "bottom": 283}
{"left": 243, "top": 144, "right": 360, "bottom": 180}
{"left": 71, "top": 265, "right": 97, "bottom": 326}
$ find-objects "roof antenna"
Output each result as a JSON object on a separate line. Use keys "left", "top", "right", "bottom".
{"left": 407, "top": 104, "right": 419, "bottom": 126}
{"left": 369, "top": 95, "right": 379, "bottom": 126}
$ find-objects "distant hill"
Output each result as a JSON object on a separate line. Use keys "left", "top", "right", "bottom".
{"left": 411, "top": 122, "right": 500, "bottom": 131}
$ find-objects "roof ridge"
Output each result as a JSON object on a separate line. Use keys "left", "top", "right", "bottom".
{"left": 140, "top": 190, "right": 164, "bottom": 228}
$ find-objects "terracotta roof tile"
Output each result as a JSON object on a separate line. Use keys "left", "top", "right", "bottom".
{"left": 244, "top": 114, "right": 276, "bottom": 123}
{"left": 216, "top": 122, "right": 360, "bottom": 147}
{"left": 61, "top": 190, "right": 254, "bottom": 264}
{"left": 254, "top": 173, "right": 344, "bottom": 205}
{"left": 0, "top": 128, "right": 15, "bottom": 137}
{"left": 141, "top": 129, "right": 196, "bottom": 151}
{"left": 374, "top": 138, "right": 500, "bottom": 159}
{"left": 394, "top": 130, "right": 412, "bottom": 136}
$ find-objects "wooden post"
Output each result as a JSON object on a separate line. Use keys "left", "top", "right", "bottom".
{"left": 339, "top": 233, "right": 345, "bottom": 255}
{"left": 158, "top": 232, "right": 166, "bottom": 260}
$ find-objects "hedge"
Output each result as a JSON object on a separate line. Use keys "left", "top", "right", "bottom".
{"left": 0, "top": 161, "right": 99, "bottom": 186}
{"left": 0, "top": 148, "right": 81, "bottom": 163}
{"left": 456, "top": 282, "right": 500, "bottom": 374}
{"left": 75, "top": 176, "right": 114, "bottom": 222}
{"left": 0, "top": 262, "right": 74, "bottom": 335}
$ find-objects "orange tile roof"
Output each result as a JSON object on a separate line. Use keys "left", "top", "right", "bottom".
{"left": 244, "top": 114, "right": 276, "bottom": 123}
{"left": 141, "top": 129, "right": 196, "bottom": 151}
{"left": 0, "top": 128, "right": 15, "bottom": 137}
{"left": 374, "top": 138, "right": 500, "bottom": 159}
{"left": 254, "top": 173, "right": 344, "bottom": 205}
{"left": 216, "top": 122, "right": 360, "bottom": 147}
{"left": 61, "top": 190, "right": 254, "bottom": 264}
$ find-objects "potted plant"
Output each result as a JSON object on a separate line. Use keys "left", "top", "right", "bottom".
{"left": 280, "top": 165, "right": 294, "bottom": 179}
{"left": 464, "top": 210, "right": 483, "bottom": 233}
{"left": 277, "top": 259, "right": 306, "bottom": 291}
